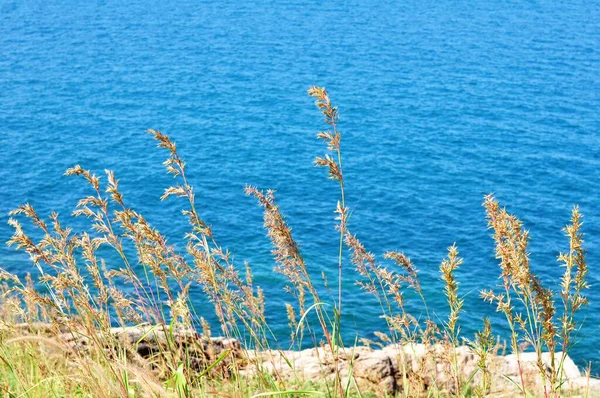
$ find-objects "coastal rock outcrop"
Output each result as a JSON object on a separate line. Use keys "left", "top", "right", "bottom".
{"left": 243, "top": 343, "right": 598, "bottom": 396}
{"left": 4, "top": 323, "right": 598, "bottom": 396}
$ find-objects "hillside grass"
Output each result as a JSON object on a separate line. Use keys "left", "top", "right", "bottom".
{"left": 0, "top": 87, "right": 591, "bottom": 397}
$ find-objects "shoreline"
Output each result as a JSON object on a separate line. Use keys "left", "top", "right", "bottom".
{"left": 5, "top": 322, "right": 599, "bottom": 396}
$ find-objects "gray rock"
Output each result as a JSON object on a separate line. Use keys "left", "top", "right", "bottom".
{"left": 6, "top": 322, "right": 600, "bottom": 396}
{"left": 502, "top": 351, "right": 581, "bottom": 380}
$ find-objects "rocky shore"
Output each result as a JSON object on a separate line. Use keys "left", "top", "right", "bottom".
{"left": 242, "top": 344, "right": 597, "bottom": 396}
{"left": 6, "top": 323, "right": 599, "bottom": 396}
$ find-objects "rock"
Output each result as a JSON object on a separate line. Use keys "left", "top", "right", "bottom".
{"left": 4, "top": 322, "right": 600, "bottom": 396}
{"left": 296, "top": 354, "right": 333, "bottom": 379}
{"left": 502, "top": 351, "right": 581, "bottom": 380}
{"left": 567, "top": 376, "right": 600, "bottom": 391}
{"left": 353, "top": 350, "right": 397, "bottom": 394}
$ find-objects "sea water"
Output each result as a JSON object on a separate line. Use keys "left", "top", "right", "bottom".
{"left": 1, "top": 0, "right": 599, "bottom": 368}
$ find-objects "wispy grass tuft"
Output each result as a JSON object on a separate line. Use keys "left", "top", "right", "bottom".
{"left": 0, "top": 88, "right": 592, "bottom": 397}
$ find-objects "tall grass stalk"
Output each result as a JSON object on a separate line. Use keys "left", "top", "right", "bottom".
{"left": 440, "top": 244, "right": 464, "bottom": 394}
{"left": 308, "top": 86, "right": 347, "bottom": 321}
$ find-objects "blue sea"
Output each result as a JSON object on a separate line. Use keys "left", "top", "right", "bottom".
{"left": 1, "top": 0, "right": 599, "bottom": 369}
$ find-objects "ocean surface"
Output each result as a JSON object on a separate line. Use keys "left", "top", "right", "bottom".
{"left": 1, "top": 0, "right": 599, "bottom": 368}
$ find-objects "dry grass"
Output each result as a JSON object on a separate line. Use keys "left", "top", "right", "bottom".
{"left": 0, "top": 87, "right": 592, "bottom": 397}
